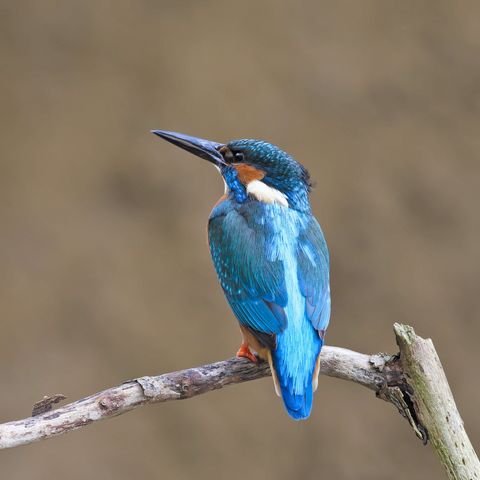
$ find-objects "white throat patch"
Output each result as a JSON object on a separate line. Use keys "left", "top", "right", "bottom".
{"left": 246, "top": 180, "right": 289, "bottom": 207}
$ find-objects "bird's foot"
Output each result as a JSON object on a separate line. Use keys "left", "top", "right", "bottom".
{"left": 236, "top": 342, "right": 258, "bottom": 363}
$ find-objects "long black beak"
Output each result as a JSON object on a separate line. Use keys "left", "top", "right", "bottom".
{"left": 151, "top": 130, "right": 226, "bottom": 166}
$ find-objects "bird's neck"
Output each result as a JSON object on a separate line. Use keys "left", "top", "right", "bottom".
{"left": 222, "top": 166, "right": 311, "bottom": 212}
{"left": 223, "top": 168, "right": 248, "bottom": 203}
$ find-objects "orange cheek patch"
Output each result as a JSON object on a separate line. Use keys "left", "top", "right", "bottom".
{"left": 234, "top": 164, "right": 265, "bottom": 185}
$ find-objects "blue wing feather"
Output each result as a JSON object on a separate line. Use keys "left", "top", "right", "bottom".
{"left": 208, "top": 199, "right": 330, "bottom": 336}
{"left": 296, "top": 217, "right": 331, "bottom": 332}
{"left": 208, "top": 200, "right": 287, "bottom": 335}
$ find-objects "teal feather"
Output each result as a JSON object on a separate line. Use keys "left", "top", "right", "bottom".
{"left": 209, "top": 198, "right": 329, "bottom": 420}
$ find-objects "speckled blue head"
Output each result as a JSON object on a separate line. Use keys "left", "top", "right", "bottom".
{"left": 151, "top": 131, "right": 313, "bottom": 212}
{"left": 225, "top": 139, "right": 312, "bottom": 210}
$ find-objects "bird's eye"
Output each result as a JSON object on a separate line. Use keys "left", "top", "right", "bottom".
{"left": 234, "top": 152, "right": 244, "bottom": 162}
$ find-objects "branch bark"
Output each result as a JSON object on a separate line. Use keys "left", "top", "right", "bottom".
{"left": 0, "top": 324, "right": 478, "bottom": 480}
{"left": 394, "top": 324, "right": 480, "bottom": 480}
{"left": 0, "top": 345, "right": 404, "bottom": 449}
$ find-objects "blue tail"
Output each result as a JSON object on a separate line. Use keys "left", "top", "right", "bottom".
{"left": 279, "top": 377, "right": 314, "bottom": 420}
{"left": 273, "top": 337, "right": 323, "bottom": 421}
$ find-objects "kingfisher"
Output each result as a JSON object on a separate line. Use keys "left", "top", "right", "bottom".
{"left": 152, "top": 130, "right": 331, "bottom": 420}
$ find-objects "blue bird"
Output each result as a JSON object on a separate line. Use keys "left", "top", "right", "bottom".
{"left": 152, "top": 130, "right": 331, "bottom": 420}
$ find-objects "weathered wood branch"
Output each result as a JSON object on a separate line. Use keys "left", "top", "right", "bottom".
{"left": 394, "top": 324, "right": 480, "bottom": 480}
{"left": 0, "top": 324, "right": 478, "bottom": 480}
{"left": 0, "top": 345, "right": 405, "bottom": 449}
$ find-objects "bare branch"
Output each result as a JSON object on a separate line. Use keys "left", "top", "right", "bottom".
{"left": 1, "top": 323, "right": 478, "bottom": 480}
{"left": 394, "top": 324, "right": 480, "bottom": 480}
{"left": 0, "top": 345, "right": 404, "bottom": 450}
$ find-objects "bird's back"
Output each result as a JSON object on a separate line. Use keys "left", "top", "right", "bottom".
{"left": 208, "top": 197, "right": 330, "bottom": 419}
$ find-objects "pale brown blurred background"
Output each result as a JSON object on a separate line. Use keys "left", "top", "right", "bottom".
{"left": 0, "top": 1, "right": 479, "bottom": 479}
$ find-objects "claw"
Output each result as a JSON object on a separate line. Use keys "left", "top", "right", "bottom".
{"left": 236, "top": 342, "right": 258, "bottom": 363}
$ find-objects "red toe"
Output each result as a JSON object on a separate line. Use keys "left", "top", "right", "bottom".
{"left": 236, "top": 342, "right": 258, "bottom": 363}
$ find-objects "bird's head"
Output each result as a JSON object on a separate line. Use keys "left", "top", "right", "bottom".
{"left": 152, "top": 130, "right": 312, "bottom": 211}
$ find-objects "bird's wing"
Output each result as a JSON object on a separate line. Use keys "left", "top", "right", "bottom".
{"left": 296, "top": 216, "right": 331, "bottom": 334}
{"left": 208, "top": 205, "right": 288, "bottom": 341}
